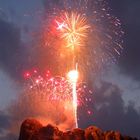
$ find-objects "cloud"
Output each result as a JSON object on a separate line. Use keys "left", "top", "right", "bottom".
{"left": 42, "top": 0, "right": 63, "bottom": 10}
{"left": 0, "top": 17, "right": 27, "bottom": 80}
{"left": 0, "top": 81, "right": 140, "bottom": 138}
{"left": 0, "top": 111, "right": 14, "bottom": 140}
{"left": 0, "top": 110, "right": 22, "bottom": 140}
{"left": 0, "top": 111, "right": 11, "bottom": 134}
{"left": 0, "top": 133, "right": 16, "bottom": 140}
{"left": 0, "top": 15, "right": 42, "bottom": 81}
{"left": 79, "top": 81, "right": 140, "bottom": 138}
{"left": 109, "top": 0, "right": 140, "bottom": 81}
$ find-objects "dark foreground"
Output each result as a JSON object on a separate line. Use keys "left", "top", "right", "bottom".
{"left": 18, "top": 119, "right": 138, "bottom": 140}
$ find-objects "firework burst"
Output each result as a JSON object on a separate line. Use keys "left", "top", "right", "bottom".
{"left": 34, "top": 0, "right": 124, "bottom": 128}
{"left": 56, "top": 12, "right": 90, "bottom": 50}
{"left": 41, "top": 0, "right": 123, "bottom": 78}
{"left": 23, "top": 0, "right": 124, "bottom": 129}
{"left": 23, "top": 70, "right": 92, "bottom": 109}
{"left": 19, "top": 70, "right": 93, "bottom": 129}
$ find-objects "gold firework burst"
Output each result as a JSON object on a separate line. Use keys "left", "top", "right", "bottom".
{"left": 56, "top": 12, "right": 90, "bottom": 50}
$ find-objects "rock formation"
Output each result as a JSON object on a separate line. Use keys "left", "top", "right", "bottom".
{"left": 18, "top": 119, "right": 138, "bottom": 140}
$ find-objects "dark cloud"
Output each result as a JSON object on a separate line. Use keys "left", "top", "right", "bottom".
{"left": 0, "top": 133, "right": 17, "bottom": 140}
{"left": 0, "top": 111, "right": 11, "bottom": 134}
{"left": 42, "top": 0, "right": 64, "bottom": 10}
{"left": 79, "top": 81, "right": 140, "bottom": 138}
{"left": 109, "top": 0, "right": 140, "bottom": 81}
{"left": 0, "top": 16, "right": 39, "bottom": 81}
{"left": 0, "top": 111, "right": 18, "bottom": 140}
{"left": 0, "top": 17, "right": 26, "bottom": 80}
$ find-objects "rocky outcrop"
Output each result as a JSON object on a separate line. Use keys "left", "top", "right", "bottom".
{"left": 18, "top": 119, "right": 138, "bottom": 140}
{"left": 18, "top": 119, "right": 43, "bottom": 140}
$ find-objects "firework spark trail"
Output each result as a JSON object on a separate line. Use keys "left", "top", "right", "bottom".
{"left": 68, "top": 70, "right": 79, "bottom": 128}
{"left": 56, "top": 12, "right": 90, "bottom": 127}
{"left": 42, "top": 0, "right": 123, "bottom": 76}
{"left": 42, "top": 0, "right": 123, "bottom": 128}
{"left": 72, "top": 82, "right": 78, "bottom": 128}
{"left": 21, "top": 70, "right": 93, "bottom": 129}
{"left": 33, "top": 0, "right": 123, "bottom": 128}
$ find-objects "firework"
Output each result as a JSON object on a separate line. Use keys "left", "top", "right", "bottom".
{"left": 40, "top": 0, "right": 123, "bottom": 128}
{"left": 67, "top": 69, "right": 79, "bottom": 127}
{"left": 56, "top": 12, "right": 90, "bottom": 127}
{"left": 55, "top": 11, "right": 90, "bottom": 128}
{"left": 31, "top": 0, "right": 123, "bottom": 129}
{"left": 56, "top": 12, "right": 90, "bottom": 50}
{"left": 22, "top": 70, "right": 93, "bottom": 128}
{"left": 42, "top": 0, "right": 123, "bottom": 77}
{"left": 24, "top": 70, "right": 72, "bottom": 101}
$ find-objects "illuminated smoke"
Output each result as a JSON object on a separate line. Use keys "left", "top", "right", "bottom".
{"left": 9, "top": 70, "right": 92, "bottom": 132}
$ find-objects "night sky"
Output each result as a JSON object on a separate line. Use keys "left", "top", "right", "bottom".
{"left": 0, "top": 0, "right": 140, "bottom": 139}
